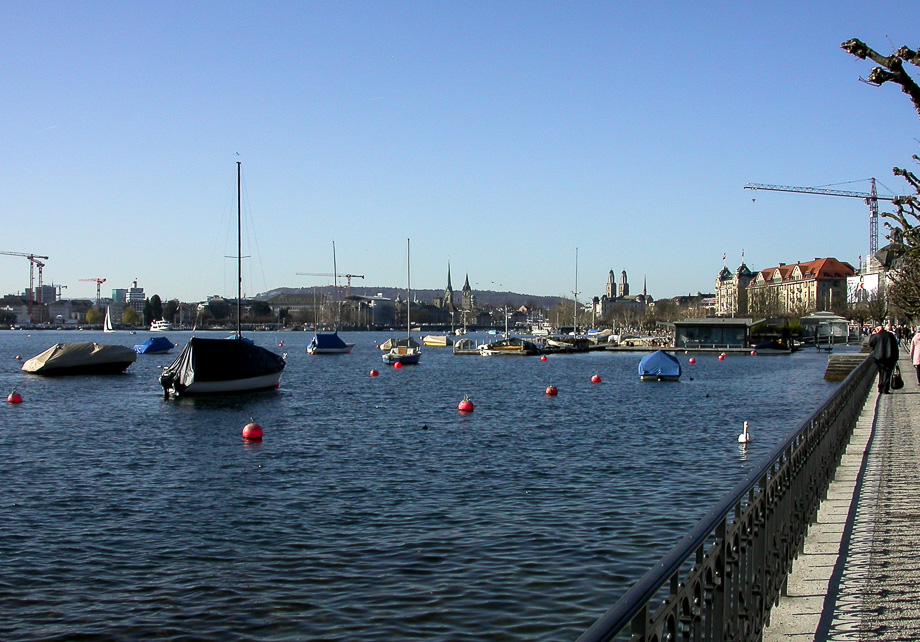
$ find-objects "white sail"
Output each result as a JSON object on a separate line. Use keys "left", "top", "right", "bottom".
{"left": 103, "top": 307, "right": 115, "bottom": 333}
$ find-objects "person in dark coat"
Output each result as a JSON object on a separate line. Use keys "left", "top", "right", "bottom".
{"left": 869, "top": 325, "right": 900, "bottom": 393}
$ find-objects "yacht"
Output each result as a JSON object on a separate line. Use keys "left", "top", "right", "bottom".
{"left": 150, "top": 320, "right": 173, "bottom": 332}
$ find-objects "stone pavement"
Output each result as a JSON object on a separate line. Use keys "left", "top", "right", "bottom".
{"left": 763, "top": 354, "right": 920, "bottom": 641}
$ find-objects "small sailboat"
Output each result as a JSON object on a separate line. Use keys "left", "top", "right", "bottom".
{"left": 159, "top": 162, "right": 286, "bottom": 397}
{"left": 382, "top": 239, "right": 421, "bottom": 365}
{"left": 103, "top": 306, "right": 115, "bottom": 333}
{"left": 307, "top": 242, "right": 355, "bottom": 355}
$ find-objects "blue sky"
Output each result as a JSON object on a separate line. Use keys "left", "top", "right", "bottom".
{"left": 3, "top": 2, "right": 919, "bottom": 304}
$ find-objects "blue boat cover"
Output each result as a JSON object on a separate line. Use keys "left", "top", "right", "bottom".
{"left": 638, "top": 350, "right": 681, "bottom": 379}
{"left": 134, "top": 336, "right": 175, "bottom": 354}
{"left": 309, "top": 332, "right": 349, "bottom": 351}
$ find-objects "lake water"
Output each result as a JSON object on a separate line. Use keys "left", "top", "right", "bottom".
{"left": 0, "top": 330, "right": 850, "bottom": 641}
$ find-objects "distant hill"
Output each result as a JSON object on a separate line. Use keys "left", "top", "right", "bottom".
{"left": 256, "top": 286, "right": 566, "bottom": 310}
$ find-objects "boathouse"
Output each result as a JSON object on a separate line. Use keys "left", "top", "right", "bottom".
{"left": 673, "top": 317, "right": 761, "bottom": 349}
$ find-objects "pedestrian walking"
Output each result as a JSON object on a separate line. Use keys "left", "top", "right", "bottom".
{"left": 910, "top": 326, "right": 920, "bottom": 385}
{"left": 869, "top": 325, "right": 900, "bottom": 393}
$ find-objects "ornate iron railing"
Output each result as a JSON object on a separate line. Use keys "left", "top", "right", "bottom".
{"left": 577, "top": 355, "right": 874, "bottom": 642}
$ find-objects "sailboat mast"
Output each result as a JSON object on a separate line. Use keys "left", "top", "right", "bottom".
{"left": 236, "top": 161, "right": 242, "bottom": 339}
{"left": 573, "top": 247, "right": 578, "bottom": 335}
{"left": 406, "top": 238, "right": 411, "bottom": 339}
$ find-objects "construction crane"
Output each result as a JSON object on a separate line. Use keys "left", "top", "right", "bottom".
{"left": 296, "top": 272, "right": 365, "bottom": 297}
{"left": 744, "top": 178, "right": 903, "bottom": 260}
{"left": 1, "top": 251, "right": 50, "bottom": 323}
{"left": 80, "top": 278, "right": 107, "bottom": 309}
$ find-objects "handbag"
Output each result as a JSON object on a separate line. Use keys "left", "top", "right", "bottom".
{"left": 892, "top": 364, "right": 905, "bottom": 390}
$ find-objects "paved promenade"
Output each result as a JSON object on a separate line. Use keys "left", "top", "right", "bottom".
{"left": 763, "top": 353, "right": 920, "bottom": 641}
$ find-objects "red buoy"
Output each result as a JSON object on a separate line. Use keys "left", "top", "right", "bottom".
{"left": 393, "top": 362, "right": 403, "bottom": 369}
{"left": 369, "top": 369, "right": 379, "bottom": 377}
{"left": 688, "top": 358, "right": 696, "bottom": 364}
{"left": 7, "top": 391, "right": 23, "bottom": 404}
{"left": 458, "top": 396, "right": 474, "bottom": 412}
{"left": 242, "top": 422, "right": 263, "bottom": 440}
{"left": 590, "top": 374, "right": 602, "bottom": 383}
{"left": 750, "top": 350, "right": 757, "bottom": 356}
{"left": 14, "top": 355, "right": 22, "bottom": 361}
{"left": 545, "top": 385, "right": 558, "bottom": 396}
{"left": 540, "top": 355, "right": 548, "bottom": 362}
{"left": 278, "top": 340, "right": 284, "bottom": 347}
{"left": 718, "top": 354, "right": 725, "bottom": 361}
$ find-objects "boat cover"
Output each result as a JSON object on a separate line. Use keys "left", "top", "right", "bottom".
{"left": 309, "top": 332, "right": 350, "bottom": 351}
{"left": 159, "top": 337, "right": 285, "bottom": 391}
{"left": 21, "top": 342, "right": 137, "bottom": 375}
{"left": 638, "top": 350, "right": 681, "bottom": 379}
{"left": 134, "top": 336, "right": 175, "bottom": 354}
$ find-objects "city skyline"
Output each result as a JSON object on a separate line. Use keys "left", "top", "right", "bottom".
{"left": 3, "top": 3, "right": 917, "bottom": 303}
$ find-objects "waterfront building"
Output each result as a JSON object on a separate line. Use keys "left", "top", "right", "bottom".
{"left": 715, "top": 263, "right": 754, "bottom": 317}
{"left": 126, "top": 281, "right": 145, "bottom": 314}
{"left": 747, "top": 258, "right": 854, "bottom": 317}
{"left": 673, "top": 317, "right": 759, "bottom": 348}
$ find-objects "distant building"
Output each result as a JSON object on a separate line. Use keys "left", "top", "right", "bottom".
{"left": 673, "top": 317, "right": 760, "bottom": 349}
{"left": 126, "top": 281, "right": 145, "bottom": 313}
{"left": 715, "top": 263, "right": 754, "bottom": 317}
{"left": 747, "top": 258, "right": 854, "bottom": 316}
{"left": 595, "top": 269, "right": 652, "bottom": 318}
{"left": 716, "top": 258, "right": 854, "bottom": 317}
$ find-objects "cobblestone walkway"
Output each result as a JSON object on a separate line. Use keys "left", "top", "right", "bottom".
{"left": 764, "top": 356, "right": 920, "bottom": 641}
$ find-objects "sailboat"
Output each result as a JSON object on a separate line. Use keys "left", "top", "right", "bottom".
{"left": 307, "top": 241, "right": 355, "bottom": 355}
{"left": 103, "top": 306, "right": 115, "bottom": 333}
{"left": 382, "top": 239, "right": 421, "bottom": 365}
{"left": 159, "top": 162, "right": 286, "bottom": 398}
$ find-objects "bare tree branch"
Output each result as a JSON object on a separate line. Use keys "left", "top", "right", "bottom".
{"left": 842, "top": 38, "right": 920, "bottom": 114}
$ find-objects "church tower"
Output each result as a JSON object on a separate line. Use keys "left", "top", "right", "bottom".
{"left": 606, "top": 269, "right": 615, "bottom": 299}
{"left": 443, "top": 262, "right": 455, "bottom": 311}
{"left": 618, "top": 270, "right": 629, "bottom": 298}
{"left": 461, "top": 273, "right": 474, "bottom": 311}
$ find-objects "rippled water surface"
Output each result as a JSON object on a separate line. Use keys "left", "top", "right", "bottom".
{"left": 1, "top": 330, "right": 850, "bottom": 641}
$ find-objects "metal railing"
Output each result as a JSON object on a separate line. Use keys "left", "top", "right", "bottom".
{"left": 577, "top": 355, "right": 874, "bottom": 642}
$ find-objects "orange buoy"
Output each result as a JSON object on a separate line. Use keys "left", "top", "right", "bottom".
{"left": 458, "top": 396, "right": 474, "bottom": 412}
{"left": 545, "top": 385, "right": 558, "bottom": 396}
{"left": 540, "top": 355, "right": 548, "bottom": 362}
{"left": 7, "top": 391, "right": 23, "bottom": 404}
{"left": 393, "top": 362, "right": 403, "bottom": 369}
{"left": 369, "top": 369, "right": 379, "bottom": 377}
{"left": 242, "top": 422, "right": 263, "bottom": 440}
{"left": 590, "top": 374, "right": 602, "bottom": 383}
{"left": 688, "top": 358, "right": 696, "bottom": 364}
